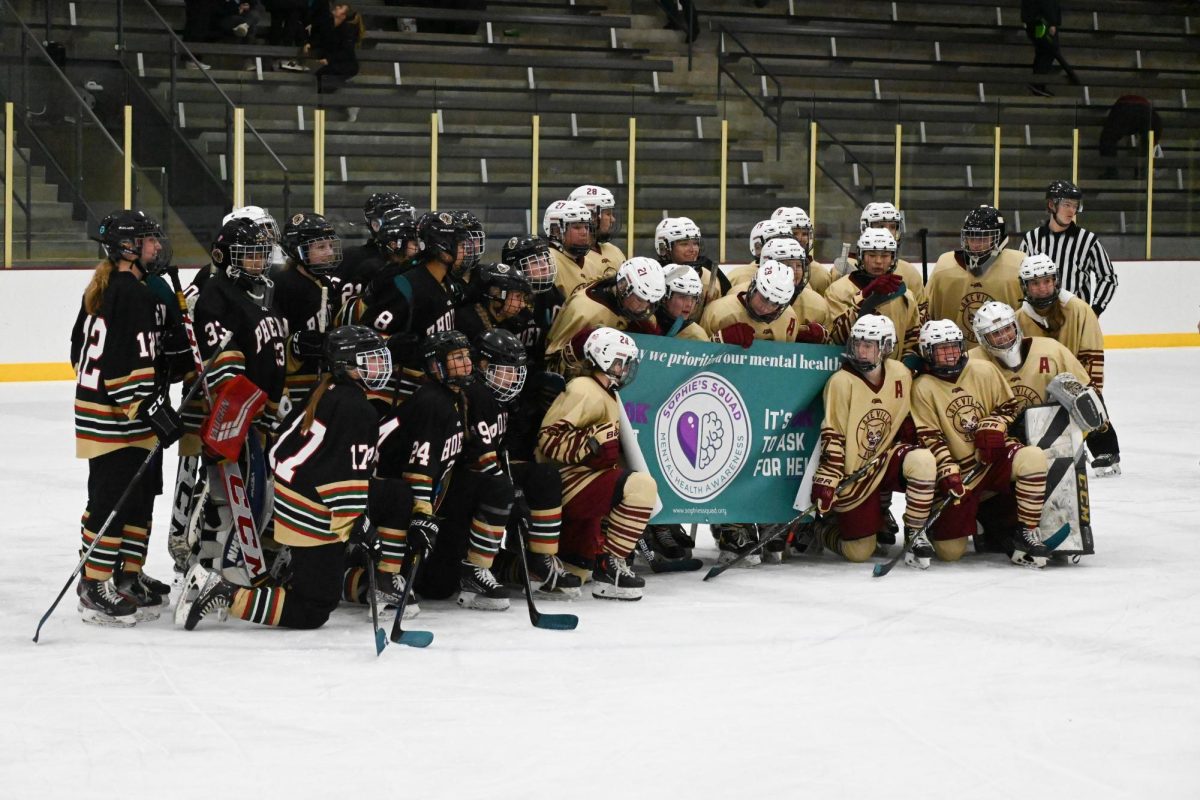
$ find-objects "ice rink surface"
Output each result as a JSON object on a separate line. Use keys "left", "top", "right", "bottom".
{"left": 3, "top": 349, "right": 1198, "bottom": 799}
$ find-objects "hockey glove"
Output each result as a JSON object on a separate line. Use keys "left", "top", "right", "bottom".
{"left": 162, "top": 324, "right": 194, "bottom": 380}
{"left": 138, "top": 390, "right": 183, "bottom": 446}
{"left": 938, "top": 472, "right": 966, "bottom": 499}
{"left": 290, "top": 329, "right": 325, "bottom": 362}
{"left": 717, "top": 322, "right": 755, "bottom": 349}
{"left": 861, "top": 273, "right": 903, "bottom": 298}
{"left": 811, "top": 483, "right": 836, "bottom": 515}
{"left": 582, "top": 422, "right": 621, "bottom": 469}
{"left": 407, "top": 513, "right": 440, "bottom": 555}
{"left": 973, "top": 429, "right": 1007, "bottom": 464}
{"left": 349, "top": 517, "right": 382, "bottom": 565}
{"left": 794, "top": 322, "right": 825, "bottom": 344}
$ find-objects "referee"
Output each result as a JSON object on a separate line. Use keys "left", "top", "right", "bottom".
{"left": 1019, "top": 180, "right": 1118, "bottom": 317}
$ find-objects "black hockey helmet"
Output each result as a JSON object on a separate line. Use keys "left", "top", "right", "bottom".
{"left": 212, "top": 216, "right": 273, "bottom": 286}
{"left": 476, "top": 262, "right": 532, "bottom": 304}
{"left": 417, "top": 211, "right": 466, "bottom": 261}
{"left": 373, "top": 207, "right": 420, "bottom": 255}
{"left": 363, "top": 192, "right": 413, "bottom": 231}
{"left": 959, "top": 205, "right": 1007, "bottom": 273}
{"left": 283, "top": 212, "right": 342, "bottom": 275}
{"left": 324, "top": 324, "right": 392, "bottom": 391}
{"left": 501, "top": 234, "right": 556, "bottom": 294}
{"left": 452, "top": 210, "right": 486, "bottom": 273}
{"left": 97, "top": 209, "right": 172, "bottom": 274}
{"left": 423, "top": 330, "right": 475, "bottom": 388}
{"left": 1046, "top": 179, "right": 1082, "bottom": 203}
{"left": 475, "top": 328, "right": 528, "bottom": 403}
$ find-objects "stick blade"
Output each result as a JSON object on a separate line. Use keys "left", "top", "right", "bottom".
{"left": 395, "top": 629, "right": 434, "bottom": 648}
{"left": 374, "top": 628, "right": 387, "bottom": 655}
{"left": 872, "top": 560, "right": 898, "bottom": 578}
{"left": 533, "top": 612, "right": 579, "bottom": 631}
{"left": 702, "top": 564, "right": 726, "bottom": 581}
{"left": 1043, "top": 523, "right": 1071, "bottom": 551}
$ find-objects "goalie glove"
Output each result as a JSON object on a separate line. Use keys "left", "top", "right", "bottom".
{"left": 200, "top": 375, "right": 268, "bottom": 462}
{"left": 1045, "top": 372, "right": 1108, "bottom": 433}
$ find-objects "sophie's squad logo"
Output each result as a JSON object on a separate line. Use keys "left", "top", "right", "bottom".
{"left": 654, "top": 372, "right": 751, "bottom": 502}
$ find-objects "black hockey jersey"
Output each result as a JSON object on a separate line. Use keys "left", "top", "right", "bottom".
{"left": 273, "top": 264, "right": 334, "bottom": 407}
{"left": 377, "top": 381, "right": 466, "bottom": 516}
{"left": 460, "top": 379, "right": 507, "bottom": 475}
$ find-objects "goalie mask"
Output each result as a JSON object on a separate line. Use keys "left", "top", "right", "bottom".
{"left": 859, "top": 202, "right": 905, "bottom": 241}
{"left": 959, "top": 205, "right": 1007, "bottom": 275}
{"left": 771, "top": 206, "right": 813, "bottom": 248}
{"left": 919, "top": 319, "right": 968, "bottom": 379}
{"left": 614, "top": 257, "right": 666, "bottom": 321}
{"left": 855, "top": 228, "right": 898, "bottom": 277}
{"left": 745, "top": 259, "right": 795, "bottom": 323}
{"left": 223, "top": 205, "right": 280, "bottom": 245}
{"left": 543, "top": 200, "right": 594, "bottom": 259}
{"left": 423, "top": 330, "right": 475, "bottom": 389}
{"left": 654, "top": 216, "right": 704, "bottom": 265}
{"left": 749, "top": 218, "right": 793, "bottom": 259}
{"left": 973, "top": 301, "right": 1024, "bottom": 369}
{"left": 502, "top": 234, "right": 557, "bottom": 294}
{"left": 845, "top": 314, "right": 896, "bottom": 374}
{"left": 475, "top": 328, "right": 528, "bottom": 403}
{"left": 283, "top": 212, "right": 342, "bottom": 276}
{"left": 324, "top": 325, "right": 393, "bottom": 391}
{"left": 584, "top": 327, "right": 640, "bottom": 389}
{"left": 1019, "top": 253, "right": 1061, "bottom": 310}
{"left": 569, "top": 184, "right": 620, "bottom": 243}
{"left": 212, "top": 217, "right": 273, "bottom": 287}
{"left": 98, "top": 209, "right": 172, "bottom": 275}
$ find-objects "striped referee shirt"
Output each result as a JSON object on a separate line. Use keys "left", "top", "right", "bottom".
{"left": 1019, "top": 222, "right": 1118, "bottom": 313}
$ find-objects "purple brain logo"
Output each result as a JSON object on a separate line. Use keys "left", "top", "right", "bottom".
{"left": 675, "top": 410, "right": 725, "bottom": 469}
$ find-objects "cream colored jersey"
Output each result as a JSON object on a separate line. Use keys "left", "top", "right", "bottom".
{"left": 1017, "top": 291, "right": 1106, "bottom": 391}
{"left": 825, "top": 274, "right": 921, "bottom": 362}
{"left": 815, "top": 360, "right": 915, "bottom": 509}
{"left": 927, "top": 249, "right": 1025, "bottom": 347}
{"left": 912, "top": 359, "right": 1021, "bottom": 478}
{"left": 584, "top": 242, "right": 623, "bottom": 282}
{"left": 537, "top": 374, "right": 623, "bottom": 503}
{"left": 834, "top": 258, "right": 928, "bottom": 323}
{"left": 725, "top": 262, "right": 756, "bottom": 290}
{"left": 552, "top": 246, "right": 600, "bottom": 300}
{"left": 792, "top": 284, "right": 830, "bottom": 327}
{"left": 968, "top": 337, "right": 1091, "bottom": 419}
{"left": 699, "top": 292, "right": 799, "bottom": 342}
{"left": 544, "top": 288, "right": 627, "bottom": 361}
{"left": 808, "top": 260, "right": 833, "bottom": 295}
{"left": 670, "top": 319, "right": 711, "bottom": 341}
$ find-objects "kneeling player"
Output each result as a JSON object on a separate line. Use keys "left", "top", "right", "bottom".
{"left": 912, "top": 320, "right": 1051, "bottom": 568}
{"left": 537, "top": 328, "right": 657, "bottom": 600}
{"left": 810, "top": 316, "right": 937, "bottom": 567}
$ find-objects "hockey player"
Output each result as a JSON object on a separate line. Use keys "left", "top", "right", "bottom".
{"left": 927, "top": 206, "right": 1025, "bottom": 347}
{"left": 911, "top": 320, "right": 1051, "bottom": 568}
{"left": 727, "top": 238, "right": 829, "bottom": 333}
{"left": 830, "top": 202, "right": 929, "bottom": 322}
{"left": 72, "top": 210, "right": 181, "bottom": 625}
{"left": 453, "top": 210, "right": 487, "bottom": 278}
{"left": 770, "top": 206, "right": 832, "bottom": 295}
{"left": 827, "top": 228, "right": 921, "bottom": 364}
{"left": 1014, "top": 253, "right": 1119, "bottom": 475}
{"left": 275, "top": 212, "right": 343, "bottom": 408}
{"left": 724, "top": 218, "right": 794, "bottom": 290}
{"left": 502, "top": 233, "right": 562, "bottom": 332}
{"left": 538, "top": 327, "right": 657, "bottom": 600}
{"left": 333, "top": 206, "right": 420, "bottom": 311}
{"left": 569, "top": 183, "right": 625, "bottom": 274}
{"left": 654, "top": 266, "right": 709, "bottom": 340}
{"left": 452, "top": 262, "right": 540, "bottom": 361}
{"left": 180, "top": 325, "right": 396, "bottom": 630}
{"left": 338, "top": 192, "right": 413, "bottom": 281}
{"left": 653, "top": 216, "right": 726, "bottom": 308}
{"left": 544, "top": 257, "right": 666, "bottom": 376}
{"left": 544, "top": 199, "right": 603, "bottom": 299}
{"left": 810, "top": 316, "right": 937, "bottom": 567}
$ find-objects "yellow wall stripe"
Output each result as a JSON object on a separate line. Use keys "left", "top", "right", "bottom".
{"left": 0, "top": 363, "right": 75, "bottom": 382}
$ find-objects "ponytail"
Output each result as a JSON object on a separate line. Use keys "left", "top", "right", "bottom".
{"left": 83, "top": 259, "right": 116, "bottom": 316}
{"left": 301, "top": 375, "right": 334, "bottom": 435}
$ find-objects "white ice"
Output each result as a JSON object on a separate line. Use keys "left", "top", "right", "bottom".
{"left": 3, "top": 349, "right": 1199, "bottom": 799}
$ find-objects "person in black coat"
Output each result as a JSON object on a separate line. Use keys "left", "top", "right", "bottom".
{"left": 305, "top": 2, "right": 363, "bottom": 95}
{"left": 1020, "top": 0, "right": 1078, "bottom": 96}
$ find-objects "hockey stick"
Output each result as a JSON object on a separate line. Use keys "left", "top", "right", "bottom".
{"left": 363, "top": 548, "right": 386, "bottom": 656}
{"left": 166, "top": 269, "right": 268, "bottom": 583}
{"left": 33, "top": 330, "right": 234, "bottom": 643}
{"left": 704, "top": 451, "right": 889, "bottom": 581}
{"left": 388, "top": 550, "right": 433, "bottom": 648}
{"left": 500, "top": 452, "right": 579, "bottom": 631}
{"left": 872, "top": 464, "right": 984, "bottom": 578}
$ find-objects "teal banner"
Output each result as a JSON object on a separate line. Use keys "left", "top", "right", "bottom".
{"left": 621, "top": 334, "right": 842, "bottom": 524}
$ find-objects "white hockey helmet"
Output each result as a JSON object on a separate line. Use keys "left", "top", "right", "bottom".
{"left": 615, "top": 257, "right": 666, "bottom": 320}
{"left": 749, "top": 218, "right": 793, "bottom": 259}
{"left": 919, "top": 319, "right": 968, "bottom": 378}
{"left": 663, "top": 264, "right": 703, "bottom": 299}
{"left": 655, "top": 216, "right": 703, "bottom": 259}
{"left": 542, "top": 199, "right": 593, "bottom": 241}
{"left": 1019, "top": 252, "right": 1061, "bottom": 310}
{"left": 855, "top": 228, "right": 898, "bottom": 274}
{"left": 973, "top": 301, "right": 1024, "bottom": 369}
{"left": 569, "top": 184, "right": 620, "bottom": 242}
{"left": 584, "top": 327, "right": 641, "bottom": 388}
{"left": 860, "top": 202, "right": 905, "bottom": 239}
{"left": 224, "top": 205, "right": 280, "bottom": 244}
{"left": 771, "top": 206, "right": 813, "bottom": 237}
{"left": 845, "top": 314, "right": 896, "bottom": 373}
{"left": 759, "top": 236, "right": 807, "bottom": 268}
{"left": 745, "top": 259, "right": 795, "bottom": 322}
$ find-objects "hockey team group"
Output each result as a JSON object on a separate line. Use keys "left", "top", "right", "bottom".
{"left": 59, "top": 178, "right": 1120, "bottom": 638}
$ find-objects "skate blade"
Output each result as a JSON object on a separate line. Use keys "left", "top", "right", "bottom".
{"left": 904, "top": 553, "right": 931, "bottom": 570}
{"left": 1093, "top": 465, "right": 1121, "bottom": 477}
{"left": 133, "top": 605, "right": 164, "bottom": 622}
{"left": 455, "top": 592, "right": 511, "bottom": 611}
{"left": 591, "top": 584, "right": 643, "bottom": 601}
{"left": 533, "top": 586, "right": 582, "bottom": 601}
{"left": 78, "top": 604, "right": 138, "bottom": 627}
{"left": 381, "top": 601, "right": 421, "bottom": 620}
{"left": 1011, "top": 551, "right": 1048, "bottom": 570}
{"left": 717, "top": 552, "right": 761, "bottom": 568}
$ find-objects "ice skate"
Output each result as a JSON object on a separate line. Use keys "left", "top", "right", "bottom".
{"left": 455, "top": 561, "right": 511, "bottom": 611}
{"left": 592, "top": 553, "right": 644, "bottom": 601}
{"left": 374, "top": 568, "right": 420, "bottom": 620}
{"left": 1091, "top": 454, "right": 1121, "bottom": 477}
{"left": 184, "top": 571, "right": 238, "bottom": 630}
{"left": 903, "top": 526, "right": 934, "bottom": 570}
{"left": 77, "top": 577, "right": 137, "bottom": 627}
{"left": 714, "top": 523, "right": 760, "bottom": 567}
{"left": 1011, "top": 526, "right": 1049, "bottom": 569}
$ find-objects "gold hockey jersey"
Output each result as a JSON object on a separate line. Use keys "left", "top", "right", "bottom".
{"left": 967, "top": 337, "right": 1091, "bottom": 418}
{"left": 912, "top": 358, "right": 1021, "bottom": 478}
{"left": 832, "top": 258, "right": 928, "bottom": 323}
{"left": 537, "top": 374, "right": 623, "bottom": 503}
{"left": 699, "top": 292, "right": 799, "bottom": 342}
{"left": 585, "top": 241, "right": 624, "bottom": 280}
{"left": 552, "top": 247, "right": 600, "bottom": 300}
{"left": 1016, "top": 292, "right": 1105, "bottom": 391}
{"left": 815, "top": 360, "right": 916, "bottom": 509}
{"left": 825, "top": 274, "right": 921, "bottom": 362}
{"left": 927, "top": 249, "right": 1025, "bottom": 346}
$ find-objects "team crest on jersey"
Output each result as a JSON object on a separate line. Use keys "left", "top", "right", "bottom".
{"left": 654, "top": 371, "right": 751, "bottom": 502}
{"left": 946, "top": 395, "right": 984, "bottom": 442}
{"left": 960, "top": 291, "right": 992, "bottom": 342}
{"left": 856, "top": 408, "right": 892, "bottom": 459}
{"left": 1010, "top": 383, "right": 1042, "bottom": 412}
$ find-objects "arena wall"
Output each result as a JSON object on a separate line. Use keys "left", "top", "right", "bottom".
{"left": 1, "top": 261, "right": 1196, "bottom": 381}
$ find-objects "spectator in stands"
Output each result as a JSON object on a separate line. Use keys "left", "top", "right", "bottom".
{"left": 217, "top": 0, "right": 266, "bottom": 40}
{"left": 1098, "top": 95, "right": 1164, "bottom": 180}
{"left": 1020, "top": 0, "right": 1078, "bottom": 96}
{"left": 281, "top": 3, "right": 365, "bottom": 120}
{"left": 265, "top": 0, "right": 309, "bottom": 47}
